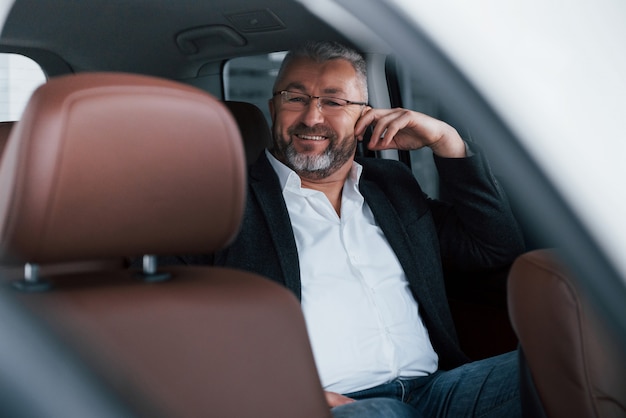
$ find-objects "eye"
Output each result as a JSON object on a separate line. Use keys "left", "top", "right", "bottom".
{"left": 321, "top": 98, "right": 344, "bottom": 108}
{"left": 286, "top": 93, "right": 308, "bottom": 104}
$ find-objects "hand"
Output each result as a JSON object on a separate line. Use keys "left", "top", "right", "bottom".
{"left": 355, "top": 107, "right": 466, "bottom": 158}
{"left": 324, "top": 391, "right": 356, "bottom": 408}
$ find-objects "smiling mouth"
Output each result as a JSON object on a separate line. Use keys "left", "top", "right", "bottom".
{"left": 296, "top": 134, "right": 327, "bottom": 141}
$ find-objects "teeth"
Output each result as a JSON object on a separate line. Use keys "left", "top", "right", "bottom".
{"left": 298, "top": 134, "right": 326, "bottom": 141}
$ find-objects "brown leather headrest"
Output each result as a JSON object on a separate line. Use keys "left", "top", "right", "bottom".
{"left": 0, "top": 73, "right": 246, "bottom": 265}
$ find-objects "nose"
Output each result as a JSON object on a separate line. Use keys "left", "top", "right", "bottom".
{"left": 312, "top": 97, "right": 324, "bottom": 112}
{"left": 300, "top": 97, "right": 325, "bottom": 126}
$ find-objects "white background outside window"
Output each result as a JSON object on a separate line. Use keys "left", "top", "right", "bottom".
{"left": 0, "top": 53, "right": 46, "bottom": 121}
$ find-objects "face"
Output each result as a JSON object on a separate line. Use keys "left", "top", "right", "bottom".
{"left": 269, "top": 57, "right": 365, "bottom": 181}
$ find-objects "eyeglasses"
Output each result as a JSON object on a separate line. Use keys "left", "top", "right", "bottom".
{"left": 272, "top": 90, "right": 367, "bottom": 115}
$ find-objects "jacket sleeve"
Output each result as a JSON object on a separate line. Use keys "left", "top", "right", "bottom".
{"left": 429, "top": 147, "right": 525, "bottom": 271}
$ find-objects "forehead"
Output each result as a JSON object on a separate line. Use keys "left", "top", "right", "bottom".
{"left": 277, "top": 57, "right": 361, "bottom": 97}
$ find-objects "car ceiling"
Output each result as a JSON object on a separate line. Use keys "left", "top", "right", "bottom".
{"left": 0, "top": 0, "right": 355, "bottom": 80}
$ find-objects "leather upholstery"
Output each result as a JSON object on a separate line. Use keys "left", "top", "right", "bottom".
{"left": 0, "top": 73, "right": 246, "bottom": 265}
{"left": 508, "top": 250, "right": 626, "bottom": 418}
{"left": 0, "top": 120, "right": 123, "bottom": 278}
{"left": 0, "top": 73, "right": 329, "bottom": 417}
{"left": 16, "top": 266, "right": 329, "bottom": 418}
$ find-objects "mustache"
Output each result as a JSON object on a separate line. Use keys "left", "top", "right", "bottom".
{"left": 287, "top": 123, "right": 336, "bottom": 139}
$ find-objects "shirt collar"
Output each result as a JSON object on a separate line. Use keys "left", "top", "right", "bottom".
{"left": 265, "top": 149, "right": 363, "bottom": 193}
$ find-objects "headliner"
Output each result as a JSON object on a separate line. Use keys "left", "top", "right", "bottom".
{"left": 0, "top": 0, "right": 357, "bottom": 79}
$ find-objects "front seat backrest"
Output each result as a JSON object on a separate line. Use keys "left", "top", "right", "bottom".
{"left": 508, "top": 249, "right": 626, "bottom": 418}
{"left": 0, "top": 72, "right": 330, "bottom": 418}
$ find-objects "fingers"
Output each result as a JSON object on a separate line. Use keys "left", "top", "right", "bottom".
{"left": 369, "top": 109, "right": 416, "bottom": 150}
{"left": 354, "top": 107, "right": 398, "bottom": 141}
{"left": 355, "top": 107, "right": 424, "bottom": 151}
{"left": 324, "top": 391, "right": 356, "bottom": 408}
{"left": 354, "top": 107, "right": 462, "bottom": 154}
{"left": 354, "top": 106, "right": 375, "bottom": 140}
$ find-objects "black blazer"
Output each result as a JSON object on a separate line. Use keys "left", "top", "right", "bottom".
{"left": 212, "top": 150, "right": 525, "bottom": 370}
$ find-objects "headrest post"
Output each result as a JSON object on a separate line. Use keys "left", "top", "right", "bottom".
{"left": 12, "top": 263, "right": 52, "bottom": 292}
{"left": 25, "top": 263, "right": 40, "bottom": 282}
{"left": 136, "top": 255, "right": 171, "bottom": 283}
{"left": 143, "top": 255, "right": 158, "bottom": 275}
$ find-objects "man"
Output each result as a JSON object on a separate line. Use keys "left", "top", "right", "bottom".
{"left": 214, "top": 41, "right": 525, "bottom": 417}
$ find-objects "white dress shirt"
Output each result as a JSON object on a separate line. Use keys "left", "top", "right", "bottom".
{"left": 266, "top": 150, "right": 438, "bottom": 394}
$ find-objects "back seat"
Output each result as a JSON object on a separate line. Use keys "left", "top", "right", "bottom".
{"left": 223, "top": 100, "right": 272, "bottom": 165}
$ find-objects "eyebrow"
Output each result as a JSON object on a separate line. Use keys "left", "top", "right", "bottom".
{"left": 283, "top": 82, "right": 347, "bottom": 97}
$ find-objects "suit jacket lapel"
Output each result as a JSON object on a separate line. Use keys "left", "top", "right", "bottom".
{"left": 249, "top": 154, "right": 302, "bottom": 299}
{"left": 248, "top": 154, "right": 440, "bottom": 307}
{"left": 359, "top": 178, "right": 434, "bottom": 311}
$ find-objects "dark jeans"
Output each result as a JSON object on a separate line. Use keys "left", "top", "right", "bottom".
{"left": 332, "top": 351, "right": 520, "bottom": 418}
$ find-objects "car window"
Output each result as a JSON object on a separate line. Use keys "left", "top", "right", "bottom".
{"left": 223, "top": 52, "right": 286, "bottom": 125}
{"left": 0, "top": 53, "right": 46, "bottom": 121}
{"left": 390, "top": 58, "right": 478, "bottom": 200}
{"left": 390, "top": 62, "right": 441, "bottom": 198}
{"left": 405, "top": 77, "right": 440, "bottom": 199}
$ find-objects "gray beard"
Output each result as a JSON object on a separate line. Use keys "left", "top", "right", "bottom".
{"left": 272, "top": 122, "right": 357, "bottom": 180}
{"left": 281, "top": 139, "right": 355, "bottom": 180}
{"left": 285, "top": 144, "right": 333, "bottom": 172}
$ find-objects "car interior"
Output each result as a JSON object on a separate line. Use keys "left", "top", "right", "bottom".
{"left": 0, "top": 70, "right": 330, "bottom": 417}
{"left": 0, "top": 0, "right": 624, "bottom": 417}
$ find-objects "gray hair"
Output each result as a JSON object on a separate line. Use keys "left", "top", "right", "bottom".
{"left": 273, "top": 41, "right": 368, "bottom": 102}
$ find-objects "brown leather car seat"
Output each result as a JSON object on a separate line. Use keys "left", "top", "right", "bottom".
{"left": 0, "top": 115, "right": 124, "bottom": 280}
{"left": 508, "top": 249, "right": 626, "bottom": 418}
{"left": 0, "top": 72, "right": 329, "bottom": 418}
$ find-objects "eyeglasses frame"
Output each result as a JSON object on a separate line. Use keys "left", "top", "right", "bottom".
{"left": 272, "top": 90, "right": 368, "bottom": 113}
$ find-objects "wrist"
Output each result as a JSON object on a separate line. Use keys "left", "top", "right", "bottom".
{"left": 429, "top": 129, "right": 466, "bottom": 158}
